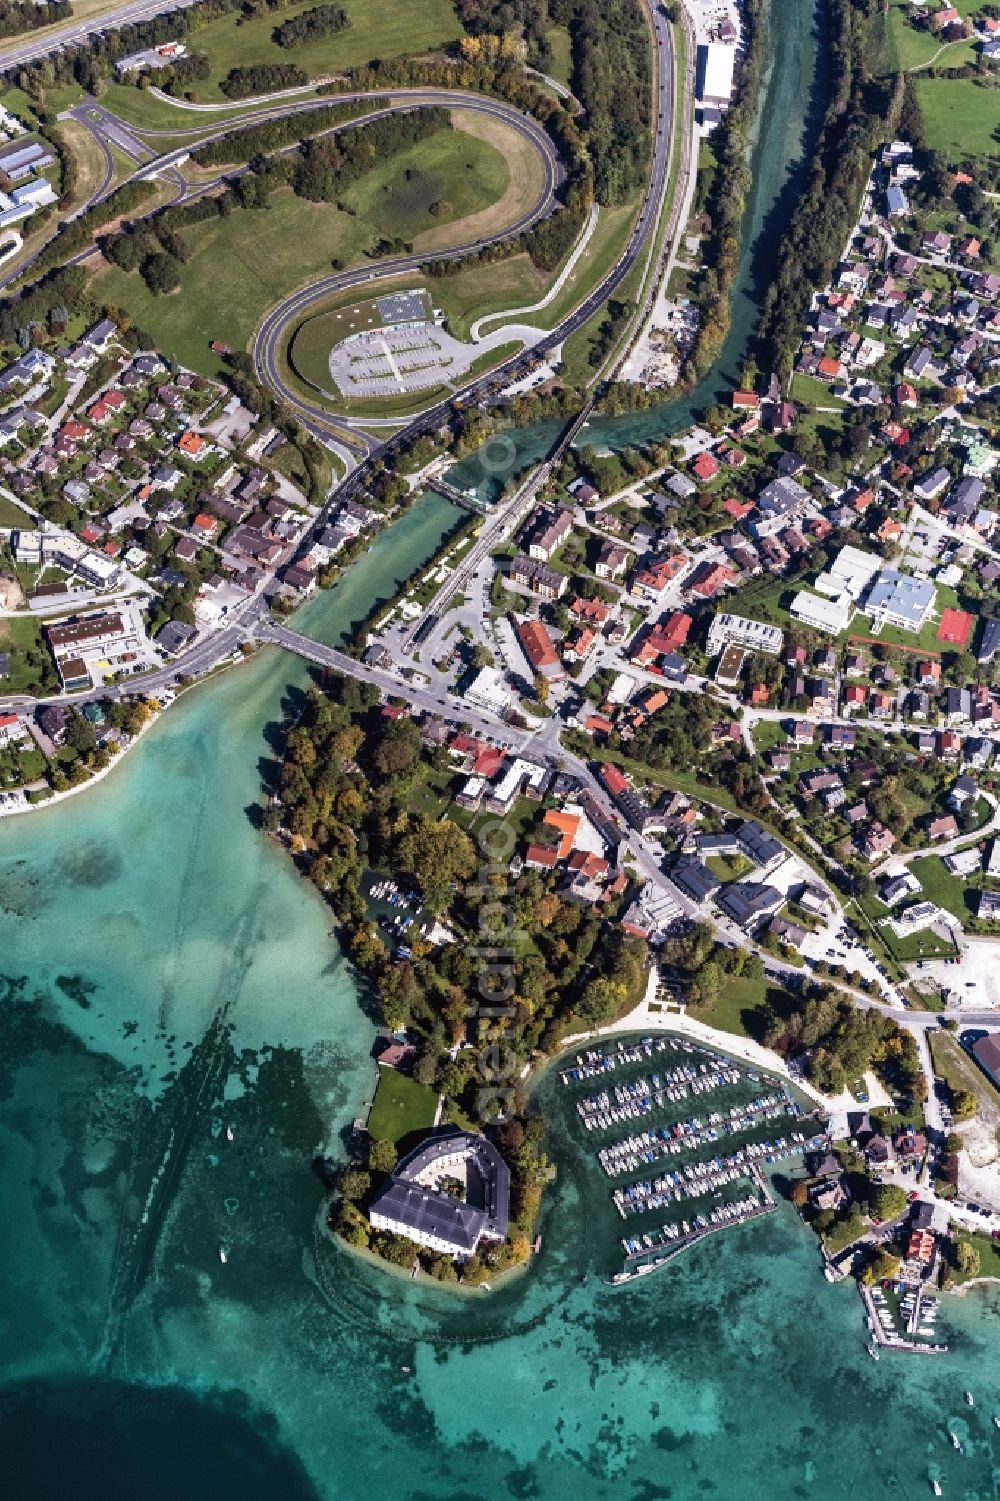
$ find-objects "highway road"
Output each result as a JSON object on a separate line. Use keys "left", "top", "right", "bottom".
{"left": 0, "top": 80, "right": 565, "bottom": 388}
{"left": 1, "top": 0, "right": 682, "bottom": 492}
{"left": 252, "top": 0, "right": 680, "bottom": 480}
{"left": 0, "top": 0, "right": 200, "bottom": 70}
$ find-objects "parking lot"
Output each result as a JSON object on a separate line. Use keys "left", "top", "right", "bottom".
{"left": 920, "top": 938, "right": 1000, "bottom": 1008}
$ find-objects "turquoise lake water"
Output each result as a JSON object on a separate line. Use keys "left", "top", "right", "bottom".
{"left": 3, "top": 453, "right": 1000, "bottom": 1501}
{"left": 4, "top": 4, "right": 1000, "bottom": 1495}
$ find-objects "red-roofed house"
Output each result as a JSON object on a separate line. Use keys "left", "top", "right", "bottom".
{"left": 723, "top": 496, "right": 755, "bottom": 521}
{"left": 543, "top": 808, "right": 580, "bottom": 858}
{"left": 517, "top": 618, "right": 560, "bottom": 675}
{"left": 818, "top": 355, "right": 842, "bottom": 379}
{"left": 660, "top": 610, "right": 692, "bottom": 650}
{"left": 601, "top": 764, "right": 630, "bottom": 797}
{"left": 567, "top": 850, "right": 610, "bottom": 879}
{"left": 178, "top": 431, "right": 207, "bottom": 458}
{"left": 584, "top": 713, "right": 614, "bottom": 736}
{"left": 692, "top": 451, "right": 720, "bottom": 483}
{"left": 471, "top": 745, "right": 506, "bottom": 779}
{"left": 569, "top": 596, "right": 610, "bottom": 625}
{"left": 525, "top": 843, "right": 559, "bottom": 870}
{"left": 687, "top": 561, "right": 737, "bottom": 599}
{"left": 731, "top": 389, "right": 759, "bottom": 410}
{"left": 563, "top": 625, "right": 596, "bottom": 661}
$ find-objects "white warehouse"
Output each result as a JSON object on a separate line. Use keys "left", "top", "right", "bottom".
{"left": 697, "top": 43, "right": 736, "bottom": 106}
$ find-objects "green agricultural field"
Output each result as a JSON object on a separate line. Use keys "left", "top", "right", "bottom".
{"left": 342, "top": 127, "right": 509, "bottom": 241}
{"left": 93, "top": 127, "right": 509, "bottom": 376}
{"left": 366, "top": 1066, "right": 438, "bottom": 1145}
{"left": 913, "top": 77, "right": 1000, "bottom": 160}
{"left": 173, "top": 0, "right": 463, "bottom": 102}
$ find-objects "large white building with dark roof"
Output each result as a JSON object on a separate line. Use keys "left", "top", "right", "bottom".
{"left": 368, "top": 1129, "right": 510, "bottom": 1260}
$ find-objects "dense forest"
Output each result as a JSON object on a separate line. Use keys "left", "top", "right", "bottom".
{"left": 266, "top": 676, "right": 648, "bottom": 1088}
{"left": 273, "top": 2, "right": 349, "bottom": 48}
{"left": 219, "top": 61, "right": 309, "bottom": 97}
{"left": 191, "top": 98, "right": 369, "bottom": 167}
{"left": 756, "top": 0, "right": 904, "bottom": 370}
{"left": 0, "top": 0, "right": 70, "bottom": 39}
{"left": 454, "top": 0, "right": 651, "bottom": 205}
{"left": 682, "top": 0, "right": 765, "bottom": 382}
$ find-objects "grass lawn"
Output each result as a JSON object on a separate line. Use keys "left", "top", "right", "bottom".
{"left": 0, "top": 495, "right": 31, "bottom": 527}
{"left": 913, "top": 77, "right": 1000, "bottom": 160}
{"left": 0, "top": 613, "right": 56, "bottom": 696}
{"left": 435, "top": 254, "right": 549, "bottom": 338}
{"left": 366, "top": 1066, "right": 438, "bottom": 1145}
{"left": 949, "top": 1230, "right": 1000, "bottom": 1285}
{"left": 687, "top": 976, "right": 796, "bottom": 1040}
{"left": 52, "top": 119, "right": 112, "bottom": 213}
{"left": 705, "top": 852, "right": 753, "bottom": 881}
{"left": 100, "top": 83, "right": 302, "bottom": 133}
{"left": 929, "top": 1029, "right": 1000, "bottom": 1112}
{"left": 173, "top": 0, "right": 463, "bottom": 102}
{"left": 94, "top": 190, "right": 370, "bottom": 377}
{"left": 886, "top": 0, "right": 981, "bottom": 71}
{"left": 909, "top": 855, "right": 981, "bottom": 925}
{"left": 290, "top": 294, "right": 392, "bottom": 389}
{"left": 883, "top": 925, "right": 956, "bottom": 963}
{"left": 543, "top": 25, "right": 574, "bottom": 86}
{"left": 92, "top": 126, "right": 509, "bottom": 376}
{"left": 790, "top": 372, "right": 849, "bottom": 410}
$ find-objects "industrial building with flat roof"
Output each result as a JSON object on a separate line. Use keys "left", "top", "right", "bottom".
{"left": 696, "top": 42, "right": 736, "bottom": 104}
{"left": 862, "top": 569, "right": 936, "bottom": 633}
{"left": 706, "top": 612, "right": 783, "bottom": 658}
{"left": 790, "top": 590, "right": 854, "bottom": 635}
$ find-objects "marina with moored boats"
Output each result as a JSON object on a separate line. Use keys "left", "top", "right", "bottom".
{"left": 560, "top": 1034, "right": 826, "bottom": 1283}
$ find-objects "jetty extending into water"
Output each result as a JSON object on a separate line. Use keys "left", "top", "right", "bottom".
{"left": 862, "top": 1283, "right": 949, "bottom": 1356}
{"left": 606, "top": 1167, "right": 779, "bottom": 1284}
